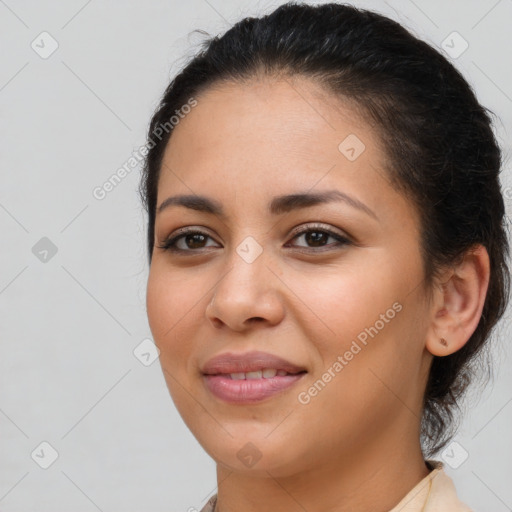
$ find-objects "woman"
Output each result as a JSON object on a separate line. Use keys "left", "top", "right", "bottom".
{"left": 139, "top": 2, "right": 510, "bottom": 511}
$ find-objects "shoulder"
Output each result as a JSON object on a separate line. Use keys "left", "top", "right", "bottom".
{"left": 390, "top": 459, "right": 474, "bottom": 512}
{"left": 426, "top": 460, "right": 474, "bottom": 512}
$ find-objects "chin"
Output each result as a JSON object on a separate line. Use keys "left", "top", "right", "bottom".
{"left": 192, "top": 426, "right": 312, "bottom": 477}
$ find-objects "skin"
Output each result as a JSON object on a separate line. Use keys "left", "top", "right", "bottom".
{"left": 146, "top": 76, "right": 490, "bottom": 512}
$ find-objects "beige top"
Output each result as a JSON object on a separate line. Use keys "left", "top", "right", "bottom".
{"left": 199, "top": 460, "right": 473, "bottom": 512}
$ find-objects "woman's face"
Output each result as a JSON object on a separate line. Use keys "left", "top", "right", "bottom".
{"left": 146, "top": 77, "right": 433, "bottom": 476}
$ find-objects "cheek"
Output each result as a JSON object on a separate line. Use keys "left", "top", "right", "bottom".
{"left": 289, "top": 258, "right": 401, "bottom": 353}
{"left": 291, "top": 255, "right": 418, "bottom": 398}
{"left": 146, "top": 263, "right": 199, "bottom": 362}
{"left": 146, "top": 264, "right": 204, "bottom": 417}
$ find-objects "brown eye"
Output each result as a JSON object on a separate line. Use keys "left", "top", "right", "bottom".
{"left": 300, "top": 230, "right": 331, "bottom": 247}
{"left": 157, "top": 224, "right": 351, "bottom": 254}
{"left": 182, "top": 233, "right": 208, "bottom": 249}
{"left": 157, "top": 229, "right": 220, "bottom": 253}
{"left": 286, "top": 224, "right": 351, "bottom": 251}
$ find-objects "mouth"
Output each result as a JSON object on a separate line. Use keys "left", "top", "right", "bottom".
{"left": 221, "top": 368, "right": 306, "bottom": 380}
{"left": 201, "top": 351, "right": 307, "bottom": 404}
{"left": 201, "top": 350, "right": 307, "bottom": 375}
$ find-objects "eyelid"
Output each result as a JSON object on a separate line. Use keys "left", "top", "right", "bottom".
{"left": 158, "top": 222, "right": 353, "bottom": 253}
{"left": 287, "top": 222, "right": 349, "bottom": 240}
{"left": 161, "top": 223, "right": 346, "bottom": 244}
{"left": 169, "top": 225, "right": 215, "bottom": 239}
{"left": 157, "top": 225, "right": 220, "bottom": 251}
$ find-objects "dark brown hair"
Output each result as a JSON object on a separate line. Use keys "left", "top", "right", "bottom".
{"left": 139, "top": 2, "right": 510, "bottom": 456}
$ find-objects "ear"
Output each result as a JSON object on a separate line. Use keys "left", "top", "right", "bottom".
{"left": 425, "top": 245, "right": 490, "bottom": 357}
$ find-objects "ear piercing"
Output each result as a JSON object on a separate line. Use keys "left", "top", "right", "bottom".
{"left": 440, "top": 338, "right": 448, "bottom": 347}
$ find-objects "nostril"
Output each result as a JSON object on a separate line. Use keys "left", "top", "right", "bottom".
{"left": 210, "top": 318, "right": 223, "bottom": 328}
{"left": 248, "top": 317, "right": 265, "bottom": 323}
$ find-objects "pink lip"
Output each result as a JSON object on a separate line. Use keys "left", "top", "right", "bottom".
{"left": 201, "top": 350, "right": 306, "bottom": 375}
{"left": 203, "top": 374, "right": 306, "bottom": 404}
{"left": 201, "top": 350, "right": 307, "bottom": 404}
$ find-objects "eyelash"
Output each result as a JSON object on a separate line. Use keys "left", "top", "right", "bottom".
{"left": 156, "top": 223, "right": 352, "bottom": 255}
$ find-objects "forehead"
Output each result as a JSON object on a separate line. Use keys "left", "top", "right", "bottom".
{"left": 157, "top": 77, "right": 410, "bottom": 224}
{"left": 163, "top": 77, "right": 373, "bottom": 170}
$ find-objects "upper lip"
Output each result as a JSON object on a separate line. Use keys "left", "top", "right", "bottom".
{"left": 201, "top": 350, "right": 307, "bottom": 375}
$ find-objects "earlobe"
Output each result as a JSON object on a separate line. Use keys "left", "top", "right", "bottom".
{"left": 425, "top": 245, "right": 490, "bottom": 357}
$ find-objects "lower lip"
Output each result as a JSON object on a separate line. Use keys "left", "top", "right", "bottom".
{"left": 203, "top": 373, "right": 306, "bottom": 404}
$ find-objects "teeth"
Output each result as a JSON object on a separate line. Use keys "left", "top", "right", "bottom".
{"left": 229, "top": 368, "right": 284, "bottom": 379}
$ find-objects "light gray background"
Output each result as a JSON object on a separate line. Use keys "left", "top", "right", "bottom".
{"left": 1, "top": 1, "right": 511, "bottom": 511}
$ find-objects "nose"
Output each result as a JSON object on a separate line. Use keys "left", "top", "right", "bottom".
{"left": 205, "top": 249, "right": 285, "bottom": 332}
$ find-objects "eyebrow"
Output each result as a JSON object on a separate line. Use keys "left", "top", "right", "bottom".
{"left": 157, "top": 190, "right": 378, "bottom": 221}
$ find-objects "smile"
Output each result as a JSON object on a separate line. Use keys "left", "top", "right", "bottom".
{"left": 201, "top": 350, "right": 307, "bottom": 404}
{"left": 229, "top": 369, "right": 294, "bottom": 379}
{"left": 203, "top": 372, "right": 306, "bottom": 404}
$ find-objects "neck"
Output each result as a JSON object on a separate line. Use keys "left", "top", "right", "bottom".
{"left": 213, "top": 430, "right": 430, "bottom": 512}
